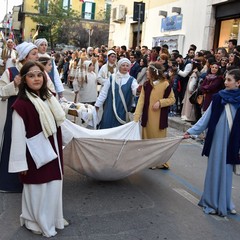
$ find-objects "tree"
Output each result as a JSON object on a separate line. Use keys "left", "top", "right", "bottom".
{"left": 31, "top": 0, "right": 79, "bottom": 48}
{"left": 31, "top": 0, "right": 110, "bottom": 49}
{"left": 60, "top": 22, "right": 109, "bottom": 48}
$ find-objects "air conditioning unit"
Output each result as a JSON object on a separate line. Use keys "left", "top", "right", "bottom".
{"left": 112, "top": 5, "right": 126, "bottom": 23}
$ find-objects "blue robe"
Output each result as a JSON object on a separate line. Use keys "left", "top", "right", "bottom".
{"left": 187, "top": 103, "right": 236, "bottom": 216}
{"left": 0, "top": 67, "right": 23, "bottom": 192}
{"left": 99, "top": 76, "right": 134, "bottom": 129}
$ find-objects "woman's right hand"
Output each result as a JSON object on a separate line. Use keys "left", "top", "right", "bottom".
{"left": 183, "top": 132, "right": 191, "bottom": 139}
{"left": 14, "top": 75, "right": 21, "bottom": 87}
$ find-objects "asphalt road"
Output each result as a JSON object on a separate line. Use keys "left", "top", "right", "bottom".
{"left": 0, "top": 87, "right": 240, "bottom": 240}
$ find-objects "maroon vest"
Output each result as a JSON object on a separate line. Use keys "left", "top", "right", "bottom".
{"left": 141, "top": 81, "right": 171, "bottom": 130}
{"left": 12, "top": 98, "right": 64, "bottom": 184}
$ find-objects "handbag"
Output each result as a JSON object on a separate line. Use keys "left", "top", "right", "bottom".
{"left": 189, "top": 89, "right": 198, "bottom": 104}
{"left": 196, "top": 94, "right": 204, "bottom": 105}
{"left": 26, "top": 131, "right": 57, "bottom": 169}
{"left": 225, "top": 104, "right": 240, "bottom": 175}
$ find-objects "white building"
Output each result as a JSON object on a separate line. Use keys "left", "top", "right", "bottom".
{"left": 108, "top": 0, "right": 240, "bottom": 54}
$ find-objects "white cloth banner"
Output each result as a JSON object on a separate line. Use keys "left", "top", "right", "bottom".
{"left": 61, "top": 119, "right": 142, "bottom": 145}
{"left": 62, "top": 120, "right": 182, "bottom": 180}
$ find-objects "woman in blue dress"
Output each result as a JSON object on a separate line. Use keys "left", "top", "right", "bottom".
{"left": 0, "top": 42, "right": 38, "bottom": 192}
{"left": 95, "top": 58, "right": 139, "bottom": 129}
{"left": 184, "top": 69, "right": 240, "bottom": 216}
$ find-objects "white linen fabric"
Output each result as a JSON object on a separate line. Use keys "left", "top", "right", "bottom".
{"left": 61, "top": 102, "right": 98, "bottom": 128}
{"left": 95, "top": 72, "right": 138, "bottom": 108}
{"left": 9, "top": 111, "right": 65, "bottom": 237}
{"left": 20, "top": 180, "right": 64, "bottom": 237}
{"left": 26, "top": 131, "right": 57, "bottom": 169}
{"left": 62, "top": 120, "right": 182, "bottom": 180}
{"left": 26, "top": 91, "right": 66, "bottom": 138}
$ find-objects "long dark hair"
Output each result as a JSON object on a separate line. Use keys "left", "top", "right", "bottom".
{"left": 192, "top": 58, "right": 203, "bottom": 72}
{"left": 18, "top": 61, "right": 51, "bottom": 100}
{"left": 226, "top": 69, "right": 240, "bottom": 88}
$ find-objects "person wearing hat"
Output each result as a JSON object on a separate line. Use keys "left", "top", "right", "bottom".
{"left": 97, "top": 49, "right": 117, "bottom": 91}
{"left": 78, "top": 46, "right": 99, "bottom": 75}
{"left": 95, "top": 57, "right": 139, "bottom": 129}
{"left": 34, "top": 38, "right": 65, "bottom": 101}
{"left": 0, "top": 39, "right": 17, "bottom": 71}
{"left": 73, "top": 60, "right": 98, "bottom": 105}
{"left": 0, "top": 41, "right": 38, "bottom": 192}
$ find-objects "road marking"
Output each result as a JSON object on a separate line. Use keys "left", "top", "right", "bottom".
{"left": 173, "top": 188, "right": 199, "bottom": 205}
{"left": 173, "top": 188, "right": 232, "bottom": 221}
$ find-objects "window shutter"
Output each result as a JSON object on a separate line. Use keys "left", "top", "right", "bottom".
{"left": 82, "top": 2, "right": 86, "bottom": 18}
{"left": 106, "top": 3, "right": 111, "bottom": 21}
{"left": 91, "top": 2, "right": 96, "bottom": 20}
{"left": 44, "top": 0, "right": 48, "bottom": 14}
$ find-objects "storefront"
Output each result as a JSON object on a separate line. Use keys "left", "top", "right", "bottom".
{"left": 214, "top": 0, "right": 240, "bottom": 50}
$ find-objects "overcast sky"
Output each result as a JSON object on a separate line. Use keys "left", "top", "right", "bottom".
{"left": 0, "top": 0, "right": 23, "bottom": 21}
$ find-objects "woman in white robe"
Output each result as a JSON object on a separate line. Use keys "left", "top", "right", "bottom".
{"left": 9, "top": 61, "right": 68, "bottom": 237}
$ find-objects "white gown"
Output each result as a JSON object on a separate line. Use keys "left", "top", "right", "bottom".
{"left": 9, "top": 111, "right": 65, "bottom": 237}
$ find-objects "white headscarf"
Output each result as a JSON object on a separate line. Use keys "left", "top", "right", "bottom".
{"left": 117, "top": 58, "right": 131, "bottom": 71}
{"left": 83, "top": 60, "right": 92, "bottom": 71}
{"left": 16, "top": 42, "right": 38, "bottom": 61}
{"left": 34, "top": 38, "right": 48, "bottom": 47}
{"left": 107, "top": 50, "right": 116, "bottom": 56}
{"left": 87, "top": 47, "right": 93, "bottom": 54}
{"left": 117, "top": 58, "right": 131, "bottom": 67}
{"left": 38, "top": 53, "right": 51, "bottom": 58}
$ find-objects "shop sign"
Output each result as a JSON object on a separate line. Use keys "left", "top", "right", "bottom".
{"left": 161, "top": 14, "right": 183, "bottom": 32}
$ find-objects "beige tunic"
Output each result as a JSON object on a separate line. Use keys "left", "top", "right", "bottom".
{"left": 134, "top": 79, "right": 175, "bottom": 139}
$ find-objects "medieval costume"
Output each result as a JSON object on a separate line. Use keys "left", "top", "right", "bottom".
{"left": 9, "top": 91, "right": 66, "bottom": 237}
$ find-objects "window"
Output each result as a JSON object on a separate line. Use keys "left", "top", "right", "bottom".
{"left": 63, "top": 0, "right": 72, "bottom": 10}
{"left": 39, "top": 0, "right": 48, "bottom": 14}
{"left": 82, "top": 1, "right": 96, "bottom": 20}
{"left": 105, "top": 3, "right": 111, "bottom": 21}
{"left": 218, "top": 18, "right": 240, "bottom": 48}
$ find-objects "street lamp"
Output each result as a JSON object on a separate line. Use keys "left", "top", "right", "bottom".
{"left": 88, "top": 28, "right": 93, "bottom": 47}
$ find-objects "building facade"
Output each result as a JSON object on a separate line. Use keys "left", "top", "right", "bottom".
{"left": 108, "top": 0, "right": 240, "bottom": 54}
{"left": 18, "top": 0, "right": 111, "bottom": 44}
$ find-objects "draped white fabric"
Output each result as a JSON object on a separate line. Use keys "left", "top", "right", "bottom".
{"left": 62, "top": 120, "right": 182, "bottom": 181}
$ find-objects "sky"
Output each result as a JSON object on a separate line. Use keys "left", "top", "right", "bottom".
{"left": 0, "top": 0, "right": 23, "bottom": 21}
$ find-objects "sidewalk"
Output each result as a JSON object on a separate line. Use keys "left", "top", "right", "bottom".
{"left": 168, "top": 115, "right": 192, "bottom": 132}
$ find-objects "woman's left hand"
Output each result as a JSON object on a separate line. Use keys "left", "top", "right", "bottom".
{"left": 21, "top": 171, "right": 27, "bottom": 175}
{"left": 152, "top": 100, "right": 160, "bottom": 111}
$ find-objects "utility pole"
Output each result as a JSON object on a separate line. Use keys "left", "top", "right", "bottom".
{"left": 133, "top": 2, "right": 145, "bottom": 48}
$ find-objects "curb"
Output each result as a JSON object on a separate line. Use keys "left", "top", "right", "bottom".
{"left": 168, "top": 116, "right": 192, "bottom": 132}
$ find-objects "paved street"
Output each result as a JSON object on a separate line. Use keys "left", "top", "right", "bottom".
{"left": 1, "top": 87, "right": 240, "bottom": 240}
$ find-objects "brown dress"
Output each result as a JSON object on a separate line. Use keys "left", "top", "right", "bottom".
{"left": 134, "top": 79, "right": 175, "bottom": 139}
